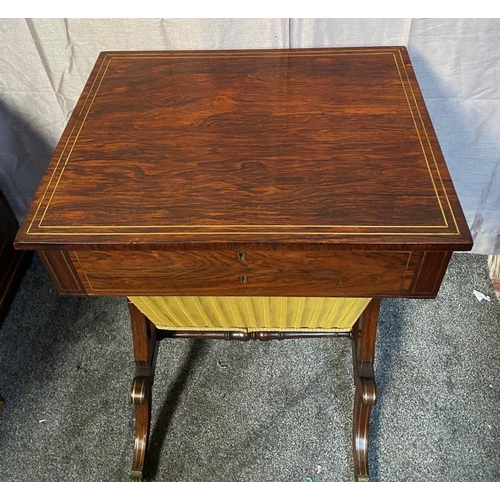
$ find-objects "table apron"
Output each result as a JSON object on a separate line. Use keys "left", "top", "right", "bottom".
{"left": 37, "top": 248, "right": 451, "bottom": 299}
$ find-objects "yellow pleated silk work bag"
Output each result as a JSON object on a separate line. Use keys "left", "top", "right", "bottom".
{"left": 127, "top": 296, "right": 371, "bottom": 333}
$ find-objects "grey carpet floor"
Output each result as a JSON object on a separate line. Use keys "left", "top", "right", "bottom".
{"left": 0, "top": 253, "right": 499, "bottom": 482}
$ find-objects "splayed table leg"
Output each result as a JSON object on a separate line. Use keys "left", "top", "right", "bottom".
{"left": 128, "top": 300, "right": 159, "bottom": 481}
{"left": 351, "top": 298, "right": 380, "bottom": 482}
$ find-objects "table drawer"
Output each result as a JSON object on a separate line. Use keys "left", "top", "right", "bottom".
{"left": 51, "top": 248, "right": 442, "bottom": 298}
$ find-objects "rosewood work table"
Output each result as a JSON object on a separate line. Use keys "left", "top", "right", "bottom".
{"left": 15, "top": 47, "right": 472, "bottom": 481}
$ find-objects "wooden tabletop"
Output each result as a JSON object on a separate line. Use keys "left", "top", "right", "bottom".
{"left": 16, "top": 47, "right": 471, "bottom": 251}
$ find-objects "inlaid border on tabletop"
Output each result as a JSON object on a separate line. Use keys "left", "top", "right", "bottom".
{"left": 15, "top": 47, "right": 471, "bottom": 250}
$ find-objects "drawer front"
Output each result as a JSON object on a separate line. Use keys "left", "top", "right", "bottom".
{"left": 67, "top": 249, "right": 424, "bottom": 297}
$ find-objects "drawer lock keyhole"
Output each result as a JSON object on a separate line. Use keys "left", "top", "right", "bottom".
{"left": 237, "top": 252, "right": 245, "bottom": 262}
{"left": 240, "top": 276, "right": 248, "bottom": 284}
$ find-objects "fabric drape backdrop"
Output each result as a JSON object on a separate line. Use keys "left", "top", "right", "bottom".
{"left": 1, "top": 18, "right": 499, "bottom": 254}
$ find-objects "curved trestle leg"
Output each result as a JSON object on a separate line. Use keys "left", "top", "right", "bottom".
{"left": 350, "top": 298, "right": 380, "bottom": 482}
{"left": 128, "top": 301, "right": 159, "bottom": 482}
{"left": 353, "top": 377, "right": 377, "bottom": 481}
{"left": 130, "top": 376, "right": 152, "bottom": 481}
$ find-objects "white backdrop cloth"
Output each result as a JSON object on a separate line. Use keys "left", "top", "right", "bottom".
{"left": 1, "top": 18, "right": 499, "bottom": 253}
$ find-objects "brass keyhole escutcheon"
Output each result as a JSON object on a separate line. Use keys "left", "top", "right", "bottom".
{"left": 240, "top": 276, "right": 248, "bottom": 284}
{"left": 237, "top": 252, "right": 245, "bottom": 262}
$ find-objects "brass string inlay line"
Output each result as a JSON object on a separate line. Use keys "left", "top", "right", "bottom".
{"left": 60, "top": 250, "right": 82, "bottom": 291}
{"left": 396, "top": 50, "right": 460, "bottom": 235}
{"left": 39, "top": 56, "right": 112, "bottom": 226}
{"left": 28, "top": 48, "right": 459, "bottom": 237}
{"left": 72, "top": 251, "right": 94, "bottom": 291}
{"left": 27, "top": 55, "right": 110, "bottom": 235}
{"left": 39, "top": 251, "right": 64, "bottom": 291}
{"left": 36, "top": 231, "right": 459, "bottom": 236}
{"left": 392, "top": 53, "right": 448, "bottom": 229}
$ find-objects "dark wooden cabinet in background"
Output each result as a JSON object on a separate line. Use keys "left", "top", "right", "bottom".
{"left": 0, "top": 191, "right": 32, "bottom": 411}
{"left": 0, "top": 192, "right": 31, "bottom": 328}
